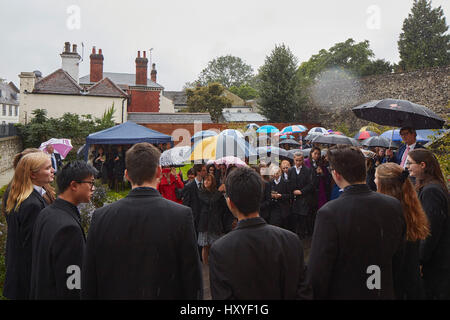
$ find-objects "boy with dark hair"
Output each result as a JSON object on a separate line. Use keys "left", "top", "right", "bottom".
{"left": 307, "top": 145, "right": 406, "bottom": 299}
{"left": 82, "top": 143, "right": 202, "bottom": 299}
{"left": 30, "top": 160, "right": 97, "bottom": 299}
{"left": 209, "top": 167, "right": 311, "bottom": 300}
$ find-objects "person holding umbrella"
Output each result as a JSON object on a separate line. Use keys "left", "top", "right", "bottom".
{"left": 385, "top": 127, "right": 425, "bottom": 167}
{"left": 46, "top": 145, "right": 63, "bottom": 173}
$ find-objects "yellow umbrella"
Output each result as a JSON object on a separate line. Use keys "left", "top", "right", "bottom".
{"left": 189, "top": 135, "right": 218, "bottom": 161}
{"left": 359, "top": 125, "right": 381, "bottom": 134}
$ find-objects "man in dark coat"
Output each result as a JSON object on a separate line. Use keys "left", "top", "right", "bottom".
{"left": 81, "top": 143, "right": 202, "bottom": 300}
{"left": 30, "top": 161, "right": 97, "bottom": 299}
{"left": 46, "top": 145, "right": 63, "bottom": 173}
{"left": 385, "top": 127, "right": 425, "bottom": 167}
{"left": 182, "top": 163, "right": 207, "bottom": 234}
{"left": 307, "top": 145, "right": 406, "bottom": 299}
{"left": 209, "top": 167, "right": 312, "bottom": 300}
{"left": 287, "top": 152, "right": 313, "bottom": 238}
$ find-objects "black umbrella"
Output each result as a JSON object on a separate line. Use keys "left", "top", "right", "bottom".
{"left": 352, "top": 99, "right": 445, "bottom": 129}
{"left": 361, "top": 136, "right": 400, "bottom": 149}
{"left": 279, "top": 139, "right": 301, "bottom": 147}
{"left": 312, "top": 134, "right": 354, "bottom": 146}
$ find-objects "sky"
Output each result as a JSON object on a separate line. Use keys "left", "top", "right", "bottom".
{"left": 1, "top": 0, "right": 449, "bottom": 91}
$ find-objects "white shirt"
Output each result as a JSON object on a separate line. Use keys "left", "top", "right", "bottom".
{"left": 283, "top": 172, "right": 288, "bottom": 180}
{"left": 274, "top": 177, "right": 281, "bottom": 185}
{"left": 401, "top": 143, "right": 416, "bottom": 168}
{"left": 33, "top": 185, "right": 46, "bottom": 197}
{"left": 295, "top": 166, "right": 302, "bottom": 175}
{"left": 195, "top": 177, "right": 202, "bottom": 189}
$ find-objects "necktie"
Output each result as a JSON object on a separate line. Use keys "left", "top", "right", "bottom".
{"left": 51, "top": 155, "right": 57, "bottom": 170}
{"left": 400, "top": 145, "right": 410, "bottom": 168}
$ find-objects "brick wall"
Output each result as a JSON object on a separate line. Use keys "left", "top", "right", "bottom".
{"left": 128, "top": 90, "right": 160, "bottom": 112}
{"left": 0, "top": 136, "right": 22, "bottom": 173}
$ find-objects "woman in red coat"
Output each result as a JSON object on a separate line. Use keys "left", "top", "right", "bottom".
{"left": 157, "top": 167, "right": 184, "bottom": 204}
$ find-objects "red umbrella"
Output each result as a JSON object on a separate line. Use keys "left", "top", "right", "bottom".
{"left": 354, "top": 131, "right": 378, "bottom": 140}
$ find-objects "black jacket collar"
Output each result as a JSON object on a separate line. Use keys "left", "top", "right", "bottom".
{"left": 235, "top": 217, "right": 266, "bottom": 230}
{"left": 54, "top": 198, "right": 85, "bottom": 237}
{"left": 341, "top": 184, "right": 372, "bottom": 196}
{"left": 126, "top": 187, "right": 160, "bottom": 198}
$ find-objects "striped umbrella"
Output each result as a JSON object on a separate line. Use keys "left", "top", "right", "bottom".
{"left": 188, "top": 134, "right": 256, "bottom": 161}
{"left": 281, "top": 125, "right": 307, "bottom": 134}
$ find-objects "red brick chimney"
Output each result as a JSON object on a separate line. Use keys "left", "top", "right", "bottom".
{"left": 90, "top": 47, "right": 104, "bottom": 83}
{"left": 135, "top": 51, "right": 148, "bottom": 85}
{"left": 151, "top": 63, "right": 157, "bottom": 83}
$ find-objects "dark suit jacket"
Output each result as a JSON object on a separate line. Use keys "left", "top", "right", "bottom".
{"left": 418, "top": 183, "right": 450, "bottom": 299}
{"left": 3, "top": 190, "right": 47, "bottom": 299}
{"left": 30, "top": 198, "right": 86, "bottom": 300}
{"left": 270, "top": 177, "right": 291, "bottom": 222}
{"left": 182, "top": 179, "right": 202, "bottom": 232}
{"left": 209, "top": 217, "right": 312, "bottom": 300}
{"left": 81, "top": 187, "right": 203, "bottom": 300}
{"left": 288, "top": 166, "right": 314, "bottom": 216}
{"left": 390, "top": 142, "right": 425, "bottom": 165}
{"left": 306, "top": 184, "right": 406, "bottom": 300}
{"left": 50, "top": 153, "right": 63, "bottom": 171}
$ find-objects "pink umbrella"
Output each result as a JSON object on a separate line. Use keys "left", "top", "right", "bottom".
{"left": 207, "top": 156, "right": 247, "bottom": 167}
{"left": 39, "top": 138, "right": 73, "bottom": 159}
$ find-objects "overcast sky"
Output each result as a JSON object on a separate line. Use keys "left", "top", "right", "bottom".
{"left": 1, "top": 0, "right": 449, "bottom": 91}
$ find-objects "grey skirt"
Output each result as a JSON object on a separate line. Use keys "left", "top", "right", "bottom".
{"left": 198, "top": 232, "right": 222, "bottom": 246}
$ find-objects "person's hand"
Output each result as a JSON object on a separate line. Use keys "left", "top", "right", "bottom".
{"left": 294, "top": 190, "right": 302, "bottom": 196}
{"left": 218, "top": 184, "right": 226, "bottom": 192}
{"left": 276, "top": 193, "right": 282, "bottom": 199}
{"left": 419, "top": 265, "right": 423, "bottom": 278}
{"left": 316, "top": 167, "right": 323, "bottom": 175}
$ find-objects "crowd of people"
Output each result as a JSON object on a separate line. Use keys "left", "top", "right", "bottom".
{"left": 1, "top": 125, "right": 449, "bottom": 300}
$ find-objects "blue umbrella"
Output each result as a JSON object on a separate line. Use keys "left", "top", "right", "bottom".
{"left": 256, "top": 125, "right": 279, "bottom": 134}
{"left": 380, "top": 129, "right": 429, "bottom": 143}
{"left": 191, "top": 130, "right": 218, "bottom": 142}
{"left": 220, "top": 129, "right": 245, "bottom": 139}
{"left": 281, "top": 125, "right": 307, "bottom": 134}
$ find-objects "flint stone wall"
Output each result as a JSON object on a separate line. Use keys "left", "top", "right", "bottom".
{"left": 308, "top": 65, "right": 450, "bottom": 131}
{"left": 0, "top": 136, "right": 22, "bottom": 173}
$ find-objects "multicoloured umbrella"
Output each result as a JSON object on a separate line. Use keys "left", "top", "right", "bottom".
{"left": 354, "top": 131, "right": 379, "bottom": 140}
{"left": 279, "top": 134, "right": 295, "bottom": 139}
{"left": 246, "top": 123, "right": 260, "bottom": 130}
{"left": 39, "top": 138, "right": 73, "bottom": 159}
{"left": 188, "top": 134, "right": 256, "bottom": 161}
{"left": 256, "top": 125, "right": 279, "bottom": 134}
{"left": 280, "top": 125, "right": 307, "bottom": 134}
{"left": 190, "top": 130, "right": 218, "bottom": 142}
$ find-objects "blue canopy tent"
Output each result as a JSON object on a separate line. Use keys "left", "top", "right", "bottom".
{"left": 84, "top": 121, "right": 173, "bottom": 160}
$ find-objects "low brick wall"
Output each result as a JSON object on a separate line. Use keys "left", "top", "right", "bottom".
{"left": 0, "top": 136, "right": 22, "bottom": 173}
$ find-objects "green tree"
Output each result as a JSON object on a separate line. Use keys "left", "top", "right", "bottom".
{"left": 258, "top": 44, "right": 306, "bottom": 122}
{"left": 297, "top": 38, "right": 392, "bottom": 86}
{"left": 188, "top": 55, "right": 255, "bottom": 88}
{"left": 229, "top": 84, "right": 259, "bottom": 100}
{"left": 186, "top": 83, "right": 232, "bottom": 122}
{"left": 398, "top": 0, "right": 450, "bottom": 71}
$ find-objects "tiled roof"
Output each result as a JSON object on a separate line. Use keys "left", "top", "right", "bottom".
{"left": 31, "top": 69, "right": 128, "bottom": 98}
{"left": 87, "top": 77, "right": 127, "bottom": 97}
{"left": 33, "top": 69, "right": 83, "bottom": 95}
{"left": 162, "top": 91, "right": 187, "bottom": 105}
{"left": 221, "top": 112, "right": 267, "bottom": 122}
{"left": 128, "top": 112, "right": 212, "bottom": 123}
{"left": 80, "top": 72, "right": 163, "bottom": 89}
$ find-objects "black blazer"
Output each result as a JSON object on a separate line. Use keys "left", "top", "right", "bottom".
{"left": 271, "top": 177, "right": 291, "bottom": 219}
{"left": 418, "top": 183, "right": 450, "bottom": 299}
{"left": 182, "top": 180, "right": 202, "bottom": 232}
{"left": 288, "top": 166, "right": 314, "bottom": 216}
{"left": 81, "top": 187, "right": 203, "bottom": 300}
{"left": 3, "top": 190, "right": 47, "bottom": 300}
{"left": 209, "top": 217, "right": 312, "bottom": 300}
{"left": 30, "top": 198, "right": 86, "bottom": 300}
{"left": 306, "top": 184, "right": 406, "bottom": 299}
{"left": 197, "top": 189, "right": 225, "bottom": 234}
